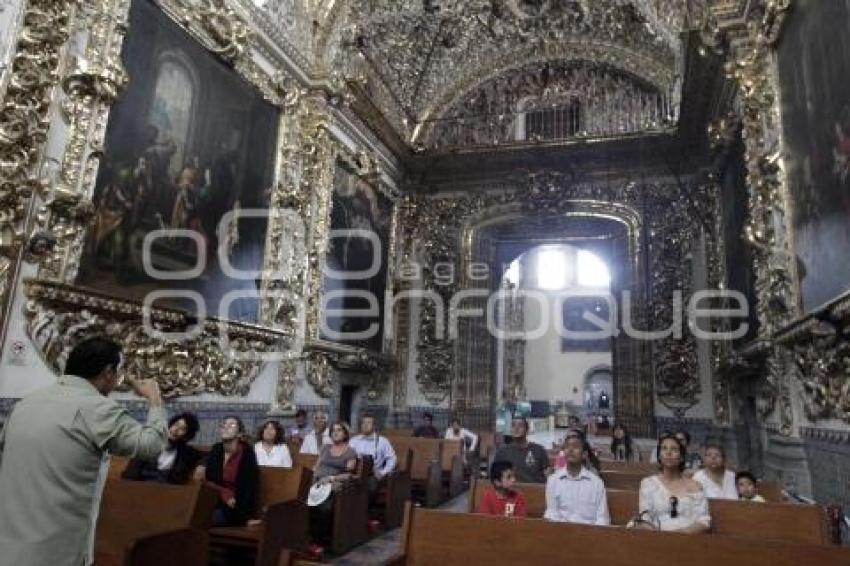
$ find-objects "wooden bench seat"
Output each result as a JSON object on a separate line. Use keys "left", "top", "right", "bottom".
{"left": 439, "top": 439, "right": 465, "bottom": 498}
{"left": 95, "top": 479, "right": 217, "bottom": 566}
{"left": 387, "top": 504, "right": 850, "bottom": 566}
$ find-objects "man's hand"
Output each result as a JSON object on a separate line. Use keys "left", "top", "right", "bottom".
{"left": 129, "top": 378, "right": 162, "bottom": 407}
{"left": 226, "top": 497, "right": 237, "bottom": 508}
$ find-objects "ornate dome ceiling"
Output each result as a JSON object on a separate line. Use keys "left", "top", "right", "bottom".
{"left": 310, "top": 1, "right": 716, "bottom": 146}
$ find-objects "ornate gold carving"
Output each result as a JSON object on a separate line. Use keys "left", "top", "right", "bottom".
{"left": 0, "top": 0, "right": 71, "bottom": 343}
{"left": 398, "top": 168, "right": 707, "bottom": 412}
{"left": 337, "top": 0, "right": 681, "bottom": 147}
{"left": 25, "top": 279, "right": 284, "bottom": 397}
{"left": 424, "top": 59, "right": 676, "bottom": 150}
{"left": 722, "top": 0, "right": 795, "bottom": 433}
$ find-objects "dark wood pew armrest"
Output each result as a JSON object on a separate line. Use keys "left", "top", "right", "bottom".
{"left": 385, "top": 553, "right": 407, "bottom": 566}
{"left": 448, "top": 455, "right": 464, "bottom": 497}
{"left": 383, "top": 469, "right": 412, "bottom": 528}
{"left": 256, "top": 500, "right": 312, "bottom": 566}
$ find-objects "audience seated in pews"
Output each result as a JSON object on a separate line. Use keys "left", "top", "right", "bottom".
{"left": 255, "top": 420, "right": 292, "bottom": 468}
{"left": 493, "top": 416, "right": 548, "bottom": 483}
{"left": 350, "top": 412, "right": 397, "bottom": 500}
{"left": 544, "top": 432, "right": 609, "bottom": 525}
{"left": 309, "top": 421, "right": 358, "bottom": 552}
{"left": 610, "top": 423, "right": 634, "bottom": 462}
{"left": 675, "top": 430, "right": 703, "bottom": 472}
{"left": 693, "top": 443, "right": 737, "bottom": 499}
{"left": 206, "top": 415, "right": 259, "bottom": 527}
{"left": 413, "top": 412, "right": 439, "bottom": 438}
{"left": 288, "top": 408, "right": 310, "bottom": 446}
{"left": 636, "top": 432, "right": 710, "bottom": 533}
{"left": 444, "top": 418, "right": 478, "bottom": 452}
{"left": 122, "top": 411, "right": 202, "bottom": 484}
{"left": 479, "top": 461, "right": 527, "bottom": 518}
{"left": 735, "top": 470, "right": 766, "bottom": 502}
{"left": 300, "top": 411, "right": 332, "bottom": 455}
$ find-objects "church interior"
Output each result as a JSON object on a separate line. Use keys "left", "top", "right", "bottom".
{"left": 1, "top": 0, "right": 850, "bottom": 563}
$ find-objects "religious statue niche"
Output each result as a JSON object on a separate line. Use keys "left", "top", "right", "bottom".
{"left": 320, "top": 160, "right": 392, "bottom": 352}
{"left": 76, "top": 0, "right": 279, "bottom": 323}
{"left": 778, "top": 0, "right": 850, "bottom": 312}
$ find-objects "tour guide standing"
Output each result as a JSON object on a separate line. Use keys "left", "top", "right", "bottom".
{"left": 0, "top": 336, "right": 167, "bottom": 566}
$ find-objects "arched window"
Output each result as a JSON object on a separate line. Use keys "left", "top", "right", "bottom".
{"left": 148, "top": 56, "right": 196, "bottom": 179}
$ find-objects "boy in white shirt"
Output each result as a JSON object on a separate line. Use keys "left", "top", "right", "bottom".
{"left": 544, "top": 433, "right": 610, "bottom": 525}
{"left": 444, "top": 418, "right": 478, "bottom": 452}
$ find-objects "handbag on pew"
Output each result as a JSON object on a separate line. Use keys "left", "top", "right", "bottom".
{"left": 625, "top": 510, "right": 660, "bottom": 530}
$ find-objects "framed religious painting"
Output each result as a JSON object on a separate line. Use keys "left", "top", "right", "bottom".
{"left": 75, "top": 0, "right": 279, "bottom": 323}
{"left": 777, "top": 0, "right": 850, "bottom": 313}
{"left": 319, "top": 158, "right": 393, "bottom": 352}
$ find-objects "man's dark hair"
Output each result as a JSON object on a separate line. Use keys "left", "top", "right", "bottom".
{"left": 490, "top": 460, "right": 513, "bottom": 483}
{"left": 169, "top": 412, "right": 200, "bottom": 443}
{"left": 64, "top": 336, "right": 121, "bottom": 380}
{"left": 735, "top": 470, "right": 757, "bottom": 485}
{"left": 295, "top": 408, "right": 307, "bottom": 418}
{"left": 423, "top": 412, "right": 433, "bottom": 420}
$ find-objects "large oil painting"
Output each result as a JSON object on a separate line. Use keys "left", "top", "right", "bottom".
{"left": 321, "top": 161, "right": 392, "bottom": 351}
{"left": 77, "top": 0, "right": 279, "bottom": 323}
{"left": 778, "top": 0, "right": 850, "bottom": 312}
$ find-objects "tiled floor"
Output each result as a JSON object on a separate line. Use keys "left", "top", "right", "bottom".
{"left": 329, "top": 492, "right": 470, "bottom": 565}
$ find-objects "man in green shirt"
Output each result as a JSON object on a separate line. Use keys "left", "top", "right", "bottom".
{"left": 493, "top": 416, "right": 549, "bottom": 483}
{"left": 0, "top": 336, "right": 167, "bottom": 566}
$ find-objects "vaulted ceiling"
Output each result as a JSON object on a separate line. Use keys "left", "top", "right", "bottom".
{"left": 318, "top": 0, "right": 714, "bottom": 145}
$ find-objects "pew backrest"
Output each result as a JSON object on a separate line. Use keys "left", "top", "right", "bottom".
{"left": 389, "top": 437, "right": 441, "bottom": 481}
{"left": 440, "top": 439, "right": 463, "bottom": 472}
{"left": 395, "top": 505, "right": 850, "bottom": 566}
{"left": 293, "top": 453, "right": 318, "bottom": 471}
{"left": 258, "top": 466, "right": 312, "bottom": 510}
{"left": 709, "top": 498, "right": 830, "bottom": 545}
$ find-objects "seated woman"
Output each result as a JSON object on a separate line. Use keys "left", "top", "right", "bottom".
{"left": 205, "top": 415, "right": 259, "bottom": 526}
{"left": 122, "top": 412, "right": 201, "bottom": 484}
{"left": 693, "top": 443, "right": 737, "bottom": 499}
{"left": 254, "top": 420, "right": 292, "bottom": 468}
{"left": 637, "top": 433, "right": 710, "bottom": 533}
{"left": 309, "top": 421, "right": 358, "bottom": 550}
{"left": 610, "top": 423, "right": 635, "bottom": 462}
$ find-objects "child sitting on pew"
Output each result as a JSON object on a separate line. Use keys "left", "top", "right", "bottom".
{"left": 479, "top": 461, "right": 527, "bottom": 518}
{"left": 735, "top": 471, "right": 766, "bottom": 502}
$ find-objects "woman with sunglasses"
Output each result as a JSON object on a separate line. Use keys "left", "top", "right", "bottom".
{"left": 205, "top": 415, "right": 259, "bottom": 526}
{"left": 636, "top": 433, "right": 710, "bottom": 533}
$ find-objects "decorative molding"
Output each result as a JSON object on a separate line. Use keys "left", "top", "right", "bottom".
{"left": 720, "top": 0, "right": 795, "bottom": 434}
{"left": 0, "top": 0, "right": 72, "bottom": 347}
{"left": 24, "top": 279, "right": 284, "bottom": 397}
{"left": 800, "top": 426, "right": 850, "bottom": 445}
{"left": 399, "top": 169, "right": 711, "bottom": 413}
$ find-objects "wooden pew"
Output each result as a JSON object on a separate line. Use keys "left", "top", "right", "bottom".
{"left": 758, "top": 479, "right": 784, "bottom": 502}
{"left": 95, "top": 479, "right": 217, "bottom": 566}
{"left": 709, "top": 499, "right": 832, "bottom": 545}
{"left": 209, "top": 466, "right": 313, "bottom": 565}
{"left": 100, "top": 528, "right": 209, "bottom": 566}
{"left": 388, "top": 504, "right": 850, "bottom": 566}
{"left": 108, "top": 455, "right": 130, "bottom": 481}
{"left": 439, "top": 439, "right": 465, "bottom": 498}
{"left": 389, "top": 437, "right": 443, "bottom": 507}
{"left": 377, "top": 447, "right": 413, "bottom": 529}
{"left": 294, "top": 453, "right": 318, "bottom": 470}
{"left": 467, "top": 478, "right": 637, "bottom": 525}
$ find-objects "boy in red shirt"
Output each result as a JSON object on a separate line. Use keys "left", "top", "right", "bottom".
{"left": 479, "top": 460, "right": 527, "bottom": 517}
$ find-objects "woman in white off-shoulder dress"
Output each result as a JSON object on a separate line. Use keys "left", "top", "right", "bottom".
{"left": 637, "top": 433, "right": 711, "bottom": 533}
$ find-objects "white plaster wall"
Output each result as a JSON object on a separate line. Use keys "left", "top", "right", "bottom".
{"left": 522, "top": 291, "right": 612, "bottom": 406}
